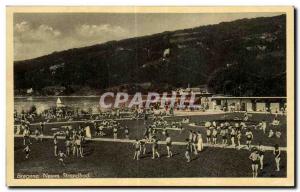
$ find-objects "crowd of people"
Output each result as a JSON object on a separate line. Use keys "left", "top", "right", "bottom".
{"left": 54, "top": 125, "right": 87, "bottom": 165}
{"left": 249, "top": 144, "right": 281, "bottom": 178}
{"left": 129, "top": 113, "right": 284, "bottom": 177}
{"left": 15, "top": 106, "right": 284, "bottom": 177}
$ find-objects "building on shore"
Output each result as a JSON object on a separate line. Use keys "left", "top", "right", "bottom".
{"left": 172, "top": 86, "right": 286, "bottom": 113}
{"left": 210, "top": 96, "right": 286, "bottom": 113}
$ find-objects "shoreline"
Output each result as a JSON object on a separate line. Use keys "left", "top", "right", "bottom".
{"left": 14, "top": 95, "right": 101, "bottom": 99}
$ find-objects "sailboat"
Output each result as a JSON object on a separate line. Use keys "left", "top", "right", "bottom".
{"left": 56, "top": 97, "right": 65, "bottom": 108}
{"left": 26, "top": 88, "right": 33, "bottom": 100}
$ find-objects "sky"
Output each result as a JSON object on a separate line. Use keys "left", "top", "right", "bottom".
{"left": 14, "top": 12, "right": 282, "bottom": 61}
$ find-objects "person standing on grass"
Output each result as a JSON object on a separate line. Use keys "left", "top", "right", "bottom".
{"left": 273, "top": 144, "right": 281, "bottom": 172}
{"left": 197, "top": 132, "right": 204, "bottom": 152}
{"left": 165, "top": 133, "right": 173, "bottom": 158}
{"left": 243, "top": 112, "right": 249, "bottom": 121}
{"left": 113, "top": 126, "right": 118, "bottom": 140}
{"left": 34, "top": 127, "right": 41, "bottom": 142}
{"left": 152, "top": 138, "right": 160, "bottom": 159}
{"left": 179, "top": 123, "right": 183, "bottom": 134}
{"left": 72, "top": 133, "right": 77, "bottom": 156}
{"left": 75, "top": 135, "right": 83, "bottom": 158}
{"left": 39, "top": 122, "right": 45, "bottom": 136}
{"left": 65, "top": 139, "right": 71, "bottom": 156}
{"left": 212, "top": 127, "right": 218, "bottom": 145}
{"left": 53, "top": 134, "right": 58, "bottom": 157}
{"left": 65, "top": 128, "right": 71, "bottom": 141}
{"left": 23, "top": 126, "right": 31, "bottom": 146}
{"left": 39, "top": 122, "right": 45, "bottom": 141}
{"left": 140, "top": 137, "right": 147, "bottom": 155}
{"left": 236, "top": 130, "right": 242, "bottom": 149}
{"left": 93, "top": 121, "right": 98, "bottom": 134}
{"left": 249, "top": 148, "right": 260, "bottom": 178}
{"left": 185, "top": 139, "right": 191, "bottom": 163}
{"left": 72, "top": 128, "right": 77, "bottom": 139}
{"left": 188, "top": 130, "right": 193, "bottom": 143}
{"left": 262, "top": 120, "right": 267, "bottom": 134}
{"left": 245, "top": 129, "right": 253, "bottom": 150}
{"left": 39, "top": 122, "right": 43, "bottom": 129}
{"left": 192, "top": 131, "right": 198, "bottom": 155}
{"left": 124, "top": 126, "right": 129, "bottom": 139}
{"left": 220, "top": 128, "right": 227, "bottom": 146}
{"left": 206, "top": 127, "right": 212, "bottom": 145}
{"left": 230, "top": 128, "right": 236, "bottom": 146}
{"left": 258, "top": 143, "right": 265, "bottom": 170}
{"left": 23, "top": 145, "right": 31, "bottom": 159}
{"left": 133, "top": 139, "right": 141, "bottom": 160}
{"left": 162, "top": 128, "right": 168, "bottom": 137}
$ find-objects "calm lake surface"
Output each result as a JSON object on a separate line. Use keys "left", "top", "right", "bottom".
{"left": 14, "top": 97, "right": 102, "bottom": 114}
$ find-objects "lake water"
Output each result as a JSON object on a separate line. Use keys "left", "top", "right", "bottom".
{"left": 14, "top": 97, "right": 102, "bottom": 114}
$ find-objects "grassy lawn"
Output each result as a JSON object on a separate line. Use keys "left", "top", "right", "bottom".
{"left": 22, "top": 112, "right": 286, "bottom": 147}
{"left": 14, "top": 137, "right": 286, "bottom": 178}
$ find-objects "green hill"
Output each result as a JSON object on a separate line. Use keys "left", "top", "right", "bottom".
{"left": 14, "top": 14, "right": 286, "bottom": 96}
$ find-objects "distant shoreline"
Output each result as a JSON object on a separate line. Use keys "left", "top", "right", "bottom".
{"left": 14, "top": 95, "right": 101, "bottom": 99}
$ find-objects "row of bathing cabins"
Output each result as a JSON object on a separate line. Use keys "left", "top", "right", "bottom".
{"left": 172, "top": 87, "right": 286, "bottom": 113}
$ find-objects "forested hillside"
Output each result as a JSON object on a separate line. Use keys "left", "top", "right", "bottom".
{"left": 14, "top": 14, "right": 286, "bottom": 96}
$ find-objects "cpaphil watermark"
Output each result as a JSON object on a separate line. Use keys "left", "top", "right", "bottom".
{"left": 99, "top": 92, "right": 200, "bottom": 109}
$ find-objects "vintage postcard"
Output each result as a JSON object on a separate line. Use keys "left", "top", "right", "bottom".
{"left": 6, "top": 6, "right": 295, "bottom": 187}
